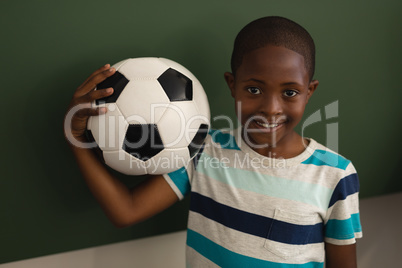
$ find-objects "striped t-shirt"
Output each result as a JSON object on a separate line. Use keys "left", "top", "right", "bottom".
{"left": 163, "top": 128, "right": 362, "bottom": 267}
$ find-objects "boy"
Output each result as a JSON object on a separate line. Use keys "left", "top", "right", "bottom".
{"left": 65, "top": 16, "right": 362, "bottom": 267}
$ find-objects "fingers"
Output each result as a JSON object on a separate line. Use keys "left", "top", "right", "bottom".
{"left": 75, "top": 65, "right": 116, "bottom": 97}
{"left": 84, "top": 87, "right": 114, "bottom": 103}
{"left": 77, "top": 107, "right": 108, "bottom": 117}
{"left": 72, "top": 104, "right": 108, "bottom": 121}
{"left": 66, "top": 65, "right": 116, "bottom": 142}
{"left": 69, "top": 86, "right": 114, "bottom": 118}
{"left": 78, "top": 64, "right": 110, "bottom": 90}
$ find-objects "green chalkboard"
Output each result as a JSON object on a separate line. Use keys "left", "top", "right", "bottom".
{"left": 1, "top": 0, "right": 401, "bottom": 264}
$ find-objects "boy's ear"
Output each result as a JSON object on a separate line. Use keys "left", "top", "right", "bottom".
{"left": 307, "top": 79, "right": 319, "bottom": 100}
{"left": 224, "top": 72, "right": 235, "bottom": 97}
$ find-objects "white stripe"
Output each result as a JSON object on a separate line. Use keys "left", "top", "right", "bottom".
{"left": 192, "top": 172, "right": 326, "bottom": 222}
{"left": 186, "top": 246, "right": 218, "bottom": 268}
{"left": 325, "top": 192, "right": 360, "bottom": 222}
{"left": 344, "top": 162, "right": 358, "bottom": 176}
{"left": 202, "top": 145, "right": 345, "bottom": 189}
{"left": 196, "top": 153, "right": 334, "bottom": 210}
{"left": 325, "top": 236, "right": 360, "bottom": 245}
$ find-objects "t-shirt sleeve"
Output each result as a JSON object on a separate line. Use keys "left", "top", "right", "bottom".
{"left": 163, "top": 139, "right": 207, "bottom": 200}
{"left": 324, "top": 163, "right": 363, "bottom": 245}
{"left": 162, "top": 163, "right": 192, "bottom": 200}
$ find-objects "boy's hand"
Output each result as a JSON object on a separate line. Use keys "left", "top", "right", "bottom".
{"left": 65, "top": 64, "right": 115, "bottom": 143}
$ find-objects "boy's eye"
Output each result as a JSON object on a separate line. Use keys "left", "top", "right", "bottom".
{"left": 247, "top": 87, "right": 261, "bottom": 94}
{"left": 283, "top": 90, "right": 298, "bottom": 97}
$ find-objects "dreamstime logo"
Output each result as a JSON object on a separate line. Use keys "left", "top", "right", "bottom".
{"left": 64, "top": 100, "right": 340, "bottom": 167}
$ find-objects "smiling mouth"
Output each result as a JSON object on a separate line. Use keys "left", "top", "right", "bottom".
{"left": 253, "top": 120, "right": 285, "bottom": 132}
{"left": 256, "top": 121, "right": 279, "bottom": 128}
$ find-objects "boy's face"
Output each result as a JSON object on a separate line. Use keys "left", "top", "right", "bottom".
{"left": 225, "top": 45, "right": 319, "bottom": 156}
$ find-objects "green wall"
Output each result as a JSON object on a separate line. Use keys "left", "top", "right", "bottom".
{"left": 1, "top": 0, "right": 401, "bottom": 264}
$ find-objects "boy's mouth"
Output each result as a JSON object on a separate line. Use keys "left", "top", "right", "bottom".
{"left": 256, "top": 121, "right": 279, "bottom": 128}
{"left": 252, "top": 119, "right": 285, "bottom": 133}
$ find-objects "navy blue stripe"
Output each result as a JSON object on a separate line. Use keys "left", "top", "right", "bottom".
{"left": 190, "top": 192, "right": 324, "bottom": 244}
{"left": 328, "top": 173, "right": 359, "bottom": 208}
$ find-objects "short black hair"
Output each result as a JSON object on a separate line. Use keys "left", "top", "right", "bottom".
{"left": 231, "top": 16, "right": 316, "bottom": 81}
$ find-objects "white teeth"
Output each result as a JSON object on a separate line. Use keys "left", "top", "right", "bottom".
{"left": 256, "top": 121, "right": 278, "bottom": 128}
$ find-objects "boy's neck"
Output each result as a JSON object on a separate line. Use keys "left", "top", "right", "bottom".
{"left": 242, "top": 130, "right": 309, "bottom": 159}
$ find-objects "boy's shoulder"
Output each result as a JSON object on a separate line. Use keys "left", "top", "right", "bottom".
{"left": 202, "top": 128, "right": 356, "bottom": 174}
{"left": 304, "top": 138, "right": 355, "bottom": 172}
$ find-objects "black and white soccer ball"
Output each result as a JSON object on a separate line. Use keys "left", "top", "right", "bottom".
{"left": 87, "top": 58, "right": 210, "bottom": 175}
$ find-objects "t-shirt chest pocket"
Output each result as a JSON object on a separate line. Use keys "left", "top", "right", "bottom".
{"left": 264, "top": 209, "right": 323, "bottom": 259}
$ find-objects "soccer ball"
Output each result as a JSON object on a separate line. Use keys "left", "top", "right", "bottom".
{"left": 86, "top": 58, "right": 210, "bottom": 175}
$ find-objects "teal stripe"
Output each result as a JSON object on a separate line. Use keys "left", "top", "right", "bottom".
{"left": 302, "top": 150, "right": 350, "bottom": 170}
{"left": 209, "top": 129, "right": 240, "bottom": 150}
{"left": 197, "top": 153, "right": 332, "bottom": 210}
{"left": 325, "top": 213, "right": 362, "bottom": 240}
{"left": 167, "top": 167, "right": 190, "bottom": 196}
{"left": 187, "top": 229, "right": 323, "bottom": 268}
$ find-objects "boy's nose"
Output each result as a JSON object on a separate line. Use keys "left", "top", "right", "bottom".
{"left": 259, "top": 95, "right": 283, "bottom": 116}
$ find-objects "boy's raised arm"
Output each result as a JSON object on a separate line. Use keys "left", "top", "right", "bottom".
{"left": 64, "top": 64, "right": 179, "bottom": 228}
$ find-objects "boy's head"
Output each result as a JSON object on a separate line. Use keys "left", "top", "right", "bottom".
{"left": 231, "top": 16, "right": 315, "bottom": 81}
{"left": 224, "top": 16, "right": 319, "bottom": 156}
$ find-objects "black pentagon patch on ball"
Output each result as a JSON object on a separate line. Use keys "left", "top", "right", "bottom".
{"left": 157, "top": 68, "right": 193, "bottom": 101}
{"left": 96, "top": 71, "right": 129, "bottom": 105}
{"left": 188, "top": 124, "right": 209, "bottom": 158}
{"left": 123, "top": 124, "right": 164, "bottom": 161}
